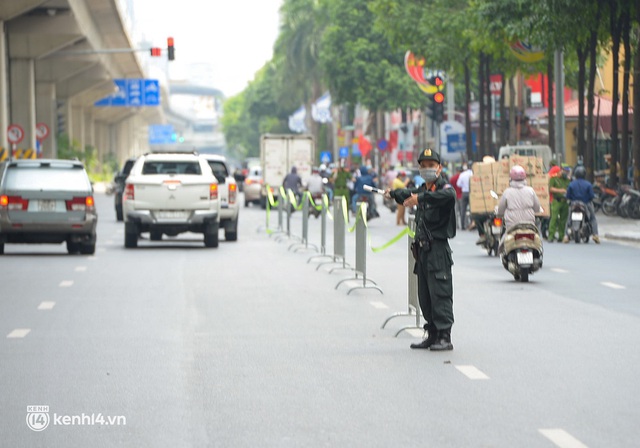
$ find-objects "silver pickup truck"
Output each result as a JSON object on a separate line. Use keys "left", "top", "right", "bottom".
{"left": 122, "top": 153, "right": 221, "bottom": 248}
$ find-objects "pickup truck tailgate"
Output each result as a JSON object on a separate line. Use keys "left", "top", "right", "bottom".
{"left": 131, "top": 177, "right": 214, "bottom": 210}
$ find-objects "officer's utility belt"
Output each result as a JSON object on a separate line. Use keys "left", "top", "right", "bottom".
{"left": 410, "top": 229, "right": 434, "bottom": 259}
{"left": 554, "top": 197, "right": 566, "bottom": 203}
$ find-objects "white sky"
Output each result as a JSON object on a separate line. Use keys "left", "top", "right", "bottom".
{"left": 132, "top": 0, "right": 283, "bottom": 97}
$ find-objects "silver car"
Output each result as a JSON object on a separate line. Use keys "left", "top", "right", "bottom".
{"left": 0, "top": 159, "right": 97, "bottom": 255}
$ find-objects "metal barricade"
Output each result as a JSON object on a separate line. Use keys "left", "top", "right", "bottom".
{"left": 335, "top": 202, "right": 382, "bottom": 295}
{"left": 317, "top": 197, "right": 352, "bottom": 272}
{"left": 381, "top": 216, "right": 422, "bottom": 335}
{"left": 290, "top": 192, "right": 318, "bottom": 252}
{"left": 266, "top": 187, "right": 285, "bottom": 237}
{"left": 307, "top": 195, "right": 333, "bottom": 263}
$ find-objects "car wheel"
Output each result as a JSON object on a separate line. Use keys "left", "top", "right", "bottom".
{"left": 79, "top": 243, "right": 96, "bottom": 255}
{"left": 66, "top": 241, "right": 80, "bottom": 254}
{"left": 260, "top": 196, "right": 267, "bottom": 209}
{"left": 225, "top": 218, "right": 238, "bottom": 242}
{"left": 150, "top": 230, "right": 162, "bottom": 241}
{"left": 124, "top": 222, "right": 138, "bottom": 248}
{"left": 116, "top": 205, "right": 124, "bottom": 222}
{"left": 204, "top": 222, "right": 219, "bottom": 248}
{"left": 244, "top": 199, "right": 249, "bottom": 207}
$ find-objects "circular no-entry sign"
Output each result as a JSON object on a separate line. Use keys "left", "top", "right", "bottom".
{"left": 7, "top": 124, "right": 25, "bottom": 144}
{"left": 35, "top": 123, "right": 50, "bottom": 141}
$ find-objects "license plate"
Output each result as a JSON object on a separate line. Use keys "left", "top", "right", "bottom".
{"left": 38, "top": 200, "right": 57, "bottom": 212}
{"left": 517, "top": 251, "right": 534, "bottom": 266}
{"left": 571, "top": 212, "right": 583, "bottom": 221}
{"left": 156, "top": 211, "right": 188, "bottom": 219}
{"left": 491, "top": 226, "right": 502, "bottom": 234}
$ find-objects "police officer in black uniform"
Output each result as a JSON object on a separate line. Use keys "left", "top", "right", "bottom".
{"left": 385, "top": 149, "right": 456, "bottom": 350}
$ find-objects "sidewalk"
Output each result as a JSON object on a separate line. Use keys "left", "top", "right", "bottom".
{"left": 597, "top": 214, "right": 640, "bottom": 243}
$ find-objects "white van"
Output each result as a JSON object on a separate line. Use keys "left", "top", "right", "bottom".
{"left": 498, "top": 145, "right": 553, "bottom": 171}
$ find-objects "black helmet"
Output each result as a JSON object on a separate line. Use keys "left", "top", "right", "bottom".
{"left": 574, "top": 166, "right": 586, "bottom": 179}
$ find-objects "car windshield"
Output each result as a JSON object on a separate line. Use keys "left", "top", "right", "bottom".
{"left": 4, "top": 165, "right": 89, "bottom": 191}
{"left": 142, "top": 161, "right": 202, "bottom": 175}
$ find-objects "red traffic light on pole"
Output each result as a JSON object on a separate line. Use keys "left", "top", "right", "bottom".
{"left": 150, "top": 47, "right": 162, "bottom": 57}
{"left": 167, "top": 37, "right": 175, "bottom": 61}
{"left": 433, "top": 91, "right": 445, "bottom": 103}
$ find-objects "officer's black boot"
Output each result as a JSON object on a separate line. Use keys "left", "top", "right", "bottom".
{"left": 430, "top": 328, "right": 453, "bottom": 351}
{"left": 410, "top": 324, "right": 437, "bottom": 349}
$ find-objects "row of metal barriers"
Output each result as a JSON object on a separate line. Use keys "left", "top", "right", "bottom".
{"left": 262, "top": 186, "right": 426, "bottom": 337}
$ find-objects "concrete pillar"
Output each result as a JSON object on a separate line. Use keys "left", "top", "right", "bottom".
{"left": 72, "top": 106, "right": 84, "bottom": 152}
{"left": 9, "top": 58, "right": 37, "bottom": 150}
{"left": 63, "top": 100, "right": 73, "bottom": 142}
{"left": 84, "top": 110, "right": 94, "bottom": 150}
{"left": 0, "top": 22, "right": 8, "bottom": 152}
{"left": 36, "top": 82, "right": 57, "bottom": 158}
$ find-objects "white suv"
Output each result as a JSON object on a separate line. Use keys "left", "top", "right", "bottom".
{"left": 122, "top": 152, "right": 221, "bottom": 248}
{"left": 201, "top": 154, "right": 239, "bottom": 241}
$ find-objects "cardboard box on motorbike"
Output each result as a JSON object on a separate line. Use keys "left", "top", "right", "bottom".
{"left": 469, "top": 157, "right": 550, "bottom": 217}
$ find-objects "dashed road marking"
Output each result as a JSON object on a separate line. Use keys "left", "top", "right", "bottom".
{"left": 75, "top": 266, "right": 87, "bottom": 272}
{"left": 539, "top": 428, "right": 588, "bottom": 448}
{"left": 369, "top": 301, "right": 389, "bottom": 309}
{"left": 59, "top": 280, "right": 74, "bottom": 287}
{"left": 601, "top": 281, "right": 625, "bottom": 290}
{"left": 455, "top": 365, "right": 490, "bottom": 380}
{"left": 38, "top": 301, "right": 56, "bottom": 310}
{"left": 7, "top": 328, "right": 30, "bottom": 338}
{"left": 551, "top": 268, "right": 569, "bottom": 274}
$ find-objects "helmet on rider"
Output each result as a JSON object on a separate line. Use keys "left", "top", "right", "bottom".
{"left": 574, "top": 165, "right": 587, "bottom": 179}
{"left": 509, "top": 164, "right": 527, "bottom": 181}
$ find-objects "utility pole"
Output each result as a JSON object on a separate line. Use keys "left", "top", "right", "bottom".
{"left": 554, "top": 50, "right": 566, "bottom": 163}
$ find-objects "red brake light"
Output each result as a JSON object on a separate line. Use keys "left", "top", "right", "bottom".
{"left": 2, "top": 195, "right": 29, "bottom": 210}
{"left": 515, "top": 233, "right": 535, "bottom": 241}
{"left": 66, "top": 196, "right": 94, "bottom": 211}
{"left": 493, "top": 217, "right": 503, "bottom": 227}
{"left": 245, "top": 179, "right": 253, "bottom": 185}
{"left": 228, "top": 183, "right": 237, "bottom": 204}
{"left": 210, "top": 183, "right": 218, "bottom": 200}
{"left": 124, "top": 184, "right": 134, "bottom": 200}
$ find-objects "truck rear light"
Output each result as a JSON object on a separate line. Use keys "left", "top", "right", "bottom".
{"left": 124, "top": 184, "right": 134, "bottom": 200}
{"left": 210, "top": 184, "right": 218, "bottom": 200}
{"left": 228, "top": 183, "right": 237, "bottom": 204}
{"left": 66, "top": 196, "right": 94, "bottom": 211}
{"left": 1, "top": 195, "right": 29, "bottom": 210}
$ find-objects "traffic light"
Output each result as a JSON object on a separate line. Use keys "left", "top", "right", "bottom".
{"left": 150, "top": 47, "right": 162, "bottom": 57}
{"left": 428, "top": 91, "right": 445, "bottom": 123}
{"left": 167, "top": 37, "right": 175, "bottom": 61}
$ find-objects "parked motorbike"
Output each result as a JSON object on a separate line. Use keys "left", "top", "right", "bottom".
{"left": 600, "top": 184, "right": 620, "bottom": 216}
{"left": 565, "top": 201, "right": 592, "bottom": 243}
{"left": 481, "top": 213, "right": 503, "bottom": 256}
{"left": 499, "top": 222, "right": 544, "bottom": 283}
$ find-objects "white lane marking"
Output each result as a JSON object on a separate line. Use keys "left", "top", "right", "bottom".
{"left": 539, "top": 428, "right": 589, "bottom": 448}
{"left": 369, "top": 301, "right": 389, "bottom": 309}
{"left": 38, "top": 301, "right": 56, "bottom": 310}
{"left": 7, "top": 328, "right": 31, "bottom": 338}
{"left": 59, "top": 280, "right": 74, "bottom": 287}
{"left": 551, "top": 268, "right": 569, "bottom": 274}
{"left": 407, "top": 328, "right": 424, "bottom": 338}
{"left": 97, "top": 248, "right": 106, "bottom": 253}
{"left": 75, "top": 266, "right": 87, "bottom": 272}
{"left": 87, "top": 256, "right": 97, "bottom": 261}
{"left": 601, "top": 281, "right": 625, "bottom": 290}
{"left": 455, "top": 365, "right": 490, "bottom": 380}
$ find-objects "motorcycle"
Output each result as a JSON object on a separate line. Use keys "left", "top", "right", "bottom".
{"left": 309, "top": 192, "right": 323, "bottom": 218}
{"left": 565, "top": 201, "right": 592, "bottom": 243}
{"left": 499, "top": 222, "right": 544, "bottom": 283}
{"left": 481, "top": 213, "right": 503, "bottom": 256}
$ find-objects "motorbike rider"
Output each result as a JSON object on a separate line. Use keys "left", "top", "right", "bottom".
{"left": 497, "top": 165, "right": 541, "bottom": 248}
{"left": 562, "top": 165, "right": 600, "bottom": 244}
{"left": 352, "top": 165, "right": 378, "bottom": 216}
{"left": 385, "top": 149, "right": 456, "bottom": 351}
{"left": 282, "top": 166, "right": 303, "bottom": 210}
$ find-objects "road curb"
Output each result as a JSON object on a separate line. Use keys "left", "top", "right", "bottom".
{"left": 604, "top": 233, "right": 640, "bottom": 243}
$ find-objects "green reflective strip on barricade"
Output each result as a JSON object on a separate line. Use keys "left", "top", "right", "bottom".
{"left": 288, "top": 189, "right": 303, "bottom": 210}
{"left": 309, "top": 193, "right": 323, "bottom": 211}
{"left": 370, "top": 227, "right": 411, "bottom": 252}
{"left": 348, "top": 202, "right": 366, "bottom": 233}
{"left": 323, "top": 194, "right": 333, "bottom": 220}
{"left": 341, "top": 196, "right": 349, "bottom": 225}
{"left": 279, "top": 186, "right": 287, "bottom": 200}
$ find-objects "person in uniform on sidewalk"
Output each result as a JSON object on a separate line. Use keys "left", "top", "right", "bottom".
{"left": 385, "top": 148, "right": 456, "bottom": 351}
{"left": 563, "top": 165, "right": 600, "bottom": 243}
{"left": 548, "top": 164, "right": 571, "bottom": 242}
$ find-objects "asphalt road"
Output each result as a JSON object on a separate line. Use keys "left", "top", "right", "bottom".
{"left": 1, "top": 193, "right": 639, "bottom": 447}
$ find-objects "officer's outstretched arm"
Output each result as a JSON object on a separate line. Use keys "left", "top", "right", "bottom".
{"left": 390, "top": 188, "right": 416, "bottom": 204}
{"left": 417, "top": 188, "right": 456, "bottom": 207}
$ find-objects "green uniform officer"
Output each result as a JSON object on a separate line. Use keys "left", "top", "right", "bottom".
{"left": 548, "top": 166, "right": 571, "bottom": 242}
{"left": 386, "top": 149, "right": 456, "bottom": 350}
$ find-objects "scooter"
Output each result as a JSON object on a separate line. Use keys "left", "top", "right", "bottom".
{"left": 481, "top": 213, "right": 503, "bottom": 256}
{"left": 500, "top": 222, "right": 544, "bottom": 282}
{"left": 565, "top": 201, "right": 592, "bottom": 243}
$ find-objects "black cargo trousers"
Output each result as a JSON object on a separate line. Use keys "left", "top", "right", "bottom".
{"left": 415, "top": 239, "right": 454, "bottom": 330}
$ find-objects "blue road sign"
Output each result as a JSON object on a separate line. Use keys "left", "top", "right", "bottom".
{"left": 320, "top": 151, "right": 332, "bottom": 164}
{"left": 95, "top": 79, "right": 160, "bottom": 107}
{"left": 339, "top": 146, "right": 349, "bottom": 158}
{"left": 446, "top": 133, "right": 466, "bottom": 153}
{"left": 377, "top": 139, "right": 388, "bottom": 151}
{"left": 148, "top": 124, "right": 175, "bottom": 145}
